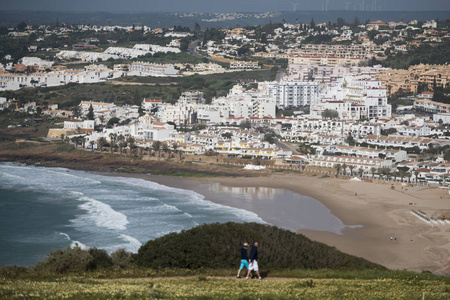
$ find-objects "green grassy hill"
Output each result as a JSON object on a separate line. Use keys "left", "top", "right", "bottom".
{"left": 135, "top": 222, "right": 383, "bottom": 270}
{"left": 2, "top": 222, "right": 450, "bottom": 299}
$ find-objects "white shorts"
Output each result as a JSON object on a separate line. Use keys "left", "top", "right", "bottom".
{"left": 249, "top": 260, "right": 259, "bottom": 271}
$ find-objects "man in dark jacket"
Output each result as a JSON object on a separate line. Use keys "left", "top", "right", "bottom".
{"left": 236, "top": 242, "right": 249, "bottom": 278}
{"left": 246, "top": 242, "right": 262, "bottom": 280}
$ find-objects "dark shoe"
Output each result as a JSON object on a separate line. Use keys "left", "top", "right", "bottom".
{"left": 236, "top": 276, "right": 241, "bottom": 278}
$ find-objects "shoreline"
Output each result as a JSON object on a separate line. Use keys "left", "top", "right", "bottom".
{"left": 113, "top": 172, "right": 450, "bottom": 273}
{"left": 2, "top": 147, "right": 450, "bottom": 273}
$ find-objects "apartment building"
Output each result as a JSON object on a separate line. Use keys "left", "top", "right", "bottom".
{"left": 129, "top": 62, "right": 178, "bottom": 76}
{"left": 267, "top": 81, "right": 319, "bottom": 108}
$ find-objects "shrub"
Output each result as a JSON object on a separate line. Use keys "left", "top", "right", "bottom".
{"left": 88, "top": 248, "right": 113, "bottom": 270}
{"left": 111, "top": 248, "right": 133, "bottom": 268}
{"left": 34, "top": 246, "right": 93, "bottom": 274}
{"left": 135, "top": 223, "right": 384, "bottom": 270}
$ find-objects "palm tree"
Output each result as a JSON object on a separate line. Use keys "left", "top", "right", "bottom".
{"left": 127, "top": 136, "right": 135, "bottom": 156}
{"left": 370, "top": 167, "right": 376, "bottom": 179}
{"left": 414, "top": 170, "right": 420, "bottom": 184}
{"left": 384, "top": 168, "right": 392, "bottom": 181}
{"left": 342, "top": 163, "right": 348, "bottom": 176}
{"left": 172, "top": 143, "right": 179, "bottom": 160}
{"left": 334, "top": 164, "right": 342, "bottom": 176}
{"left": 60, "top": 134, "right": 65, "bottom": 143}
{"left": 118, "top": 141, "right": 125, "bottom": 154}
{"left": 109, "top": 133, "right": 117, "bottom": 153}
{"left": 89, "top": 140, "right": 95, "bottom": 152}
{"left": 406, "top": 172, "right": 412, "bottom": 183}
{"left": 392, "top": 171, "right": 399, "bottom": 182}
{"left": 162, "top": 143, "right": 169, "bottom": 157}
{"left": 358, "top": 167, "right": 364, "bottom": 177}
{"left": 139, "top": 147, "right": 144, "bottom": 156}
{"left": 71, "top": 136, "right": 79, "bottom": 148}
{"left": 348, "top": 165, "right": 355, "bottom": 177}
{"left": 152, "top": 141, "right": 162, "bottom": 158}
{"left": 97, "top": 137, "right": 106, "bottom": 152}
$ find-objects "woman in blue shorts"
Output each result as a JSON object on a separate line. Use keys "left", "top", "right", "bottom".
{"left": 236, "top": 242, "right": 249, "bottom": 278}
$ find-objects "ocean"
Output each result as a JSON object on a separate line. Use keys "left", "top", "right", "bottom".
{"left": 0, "top": 162, "right": 347, "bottom": 267}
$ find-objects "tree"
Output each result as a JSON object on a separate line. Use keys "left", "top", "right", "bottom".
{"left": 342, "top": 163, "right": 348, "bottom": 176}
{"left": 321, "top": 109, "right": 339, "bottom": 120}
{"left": 72, "top": 105, "right": 82, "bottom": 119}
{"left": 162, "top": 143, "right": 169, "bottom": 157}
{"left": 152, "top": 141, "right": 162, "bottom": 158}
{"left": 239, "top": 120, "right": 252, "bottom": 130}
{"left": 349, "top": 165, "right": 355, "bottom": 177}
{"left": 222, "top": 132, "right": 233, "bottom": 139}
{"left": 334, "top": 164, "right": 342, "bottom": 176}
{"left": 109, "top": 133, "right": 117, "bottom": 153}
{"left": 89, "top": 140, "right": 95, "bottom": 151}
{"left": 345, "top": 135, "right": 356, "bottom": 146}
{"left": 414, "top": 170, "right": 420, "bottom": 183}
{"left": 127, "top": 136, "right": 135, "bottom": 155}
{"left": 397, "top": 166, "right": 409, "bottom": 182}
{"left": 172, "top": 143, "right": 181, "bottom": 160}
{"left": 406, "top": 172, "right": 412, "bottom": 183}
{"left": 87, "top": 104, "right": 94, "bottom": 120}
{"left": 97, "top": 137, "right": 106, "bottom": 152}
{"left": 370, "top": 167, "right": 377, "bottom": 179}
{"left": 16, "top": 21, "right": 27, "bottom": 31}
{"left": 310, "top": 18, "right": 315, "bottom": 29}
{"left": 358, "top": 167, "right": 364, "bottom": 177}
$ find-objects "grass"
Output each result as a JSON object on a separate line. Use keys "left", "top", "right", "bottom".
{"left": 1, "top": 268, "right": 449, "bottom": 299}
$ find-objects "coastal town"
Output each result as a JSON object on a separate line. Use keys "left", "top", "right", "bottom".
{"left": 2, "top": 2, "right": 450, "bottom": 298}
{"left": 1, "top": 17, "right": 449, "bottom": 186}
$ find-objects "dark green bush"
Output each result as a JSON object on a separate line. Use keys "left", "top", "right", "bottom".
{"left": 34, "top": 246, "right": 93, "bottom": 274}
{"left": 111, "top": 248, "right": 133, "bottom": 268}
{"left": 135, "top": 223, "right": 385, "bottom": 270}
{"left": 88, "top": 248, "right": 113, "bottom": 270}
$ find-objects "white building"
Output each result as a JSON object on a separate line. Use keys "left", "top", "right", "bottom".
{"left": 129, "top": 62, "right": 178, "bottom": 76}
{"left": 312, "top": 75, "right": 391, "bottom": 120}
{"left": 267, "top": 81, "right": 320, "bottom": 108}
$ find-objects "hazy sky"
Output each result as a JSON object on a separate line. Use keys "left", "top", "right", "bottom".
{"left": 1, "top": 0, "right": 449, "bottom": 13}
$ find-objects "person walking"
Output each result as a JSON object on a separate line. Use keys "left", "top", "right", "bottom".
{"left": 246, "top": 242, "right": 262, "bottom": 280}
{"left": 236, "top": 242, "right": 249, "bottom": 278}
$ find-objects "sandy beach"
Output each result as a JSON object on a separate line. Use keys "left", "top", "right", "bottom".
{"left": 130, "top": 173, "right": 450, "bottom": 273}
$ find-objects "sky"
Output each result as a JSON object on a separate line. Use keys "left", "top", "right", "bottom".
{"left": 0, "top": 0, "right": 449, "bottom": 13}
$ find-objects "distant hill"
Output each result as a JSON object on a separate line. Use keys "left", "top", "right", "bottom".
{"left": 135, "top": 222, "right": 385, "bottom": 270}
{"left": 0, "top": 10, "right": 448, "bottom": 28}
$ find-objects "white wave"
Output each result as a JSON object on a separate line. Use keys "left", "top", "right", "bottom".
{"left": 59, "top": 232, "right": 71, "bottom": 240}
{"left": 58, "top": 232, "right": 90, "bottom": 250}
{"left": 77, "top": 196, "right": 129, "bottom": 230}
{"left": 71, "top": 240, "right": 90, "bottom": 250}
{"left": 46, "top": 169, "right": 102, "bottom": 185}
{"left": 101, "top": 175, "right": 266, "bottom": 224}
{"left": 0, "top": 172, "right": 25, "bottom": 181}
{"left": 119, "top": 234, "right": 142, "bottom": 253}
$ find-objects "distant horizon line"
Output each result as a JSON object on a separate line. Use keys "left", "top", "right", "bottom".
{"left": 2, "top": 9, "right": 449, "bottom": 14}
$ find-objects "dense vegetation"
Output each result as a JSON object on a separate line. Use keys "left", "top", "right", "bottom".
{"left": 1, "top": 219, "right": 450, "bottom": 298}
{"left": 135, "top": 222, "right": 384, "bottom": 270}
{"left": 381, "top": 41, "right": 450, "bottom": 69}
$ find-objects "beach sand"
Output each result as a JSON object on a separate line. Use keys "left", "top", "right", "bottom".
{"left": 127, "top": 173, "right": 450, "bottom": 273}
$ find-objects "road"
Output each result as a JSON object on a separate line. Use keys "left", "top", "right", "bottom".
{"left": 274, "top": 139, "right": 299, "bottom": 155}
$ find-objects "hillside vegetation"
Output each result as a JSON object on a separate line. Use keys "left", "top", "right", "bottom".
{"left": 2, "top": 222, "right": 450, "bottom": 299}
{"left": 135, "top": 222, "right": 383, "bottom": 270}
